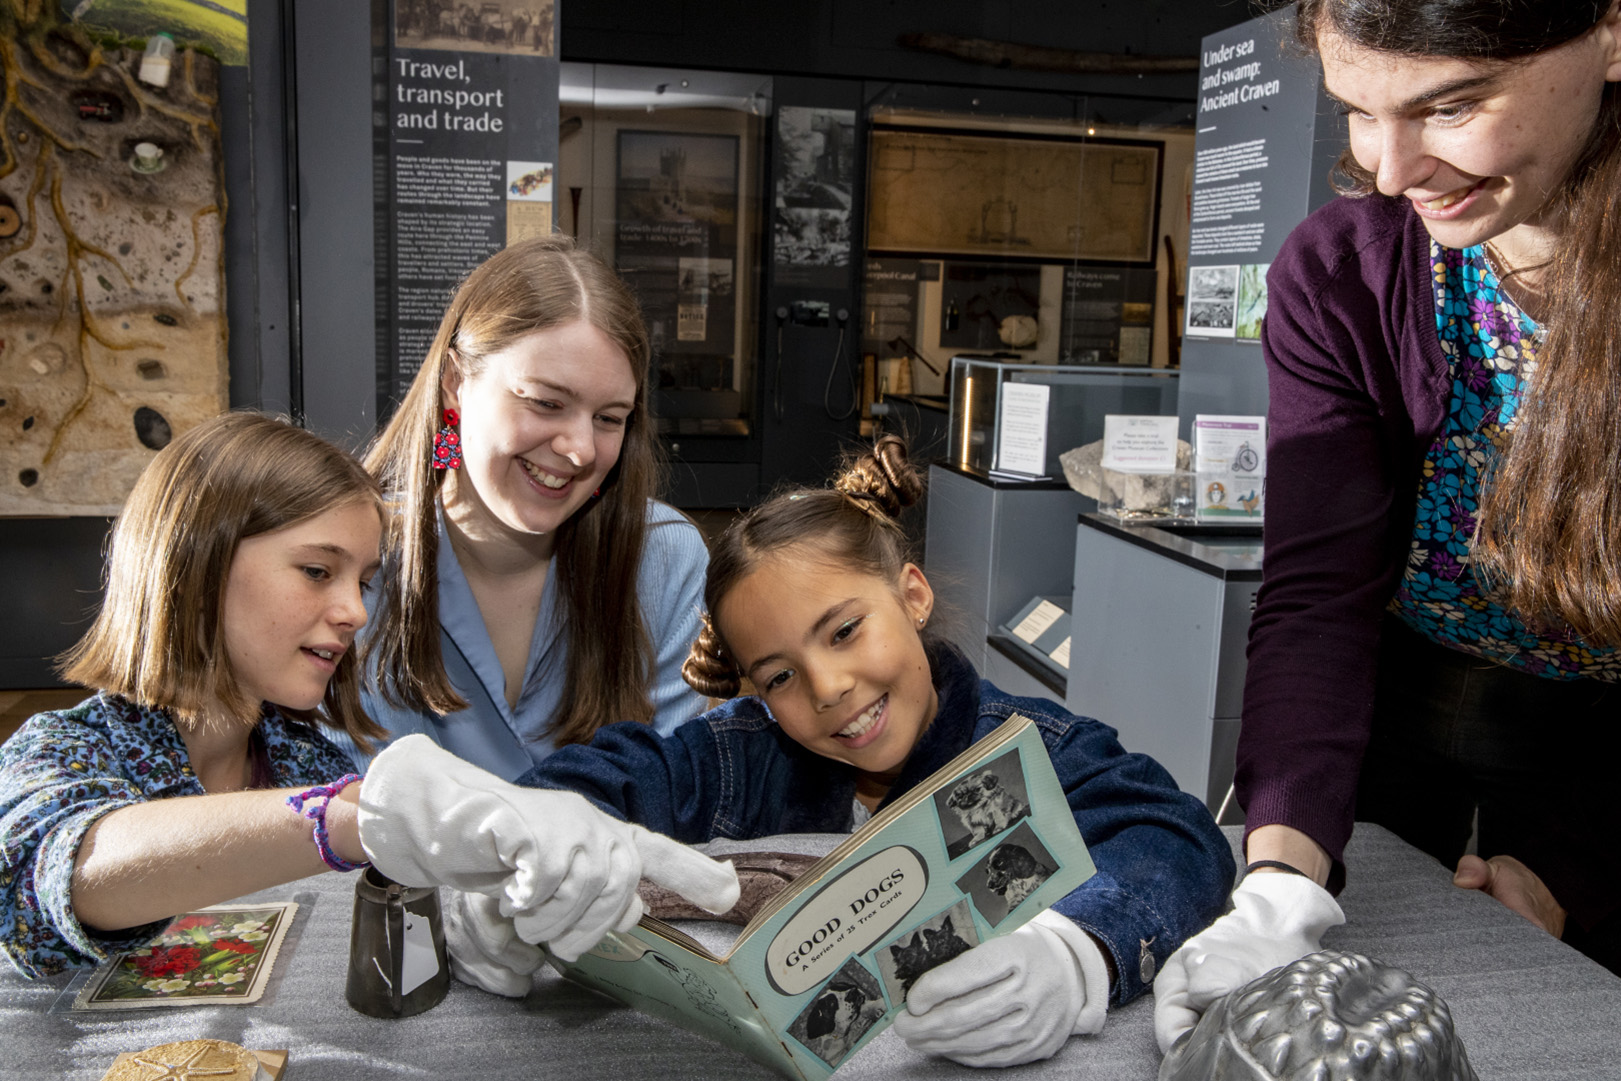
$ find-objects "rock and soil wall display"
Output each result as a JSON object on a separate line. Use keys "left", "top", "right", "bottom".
{"left": 1, "top": 8, "right": 226, "bottom": 516}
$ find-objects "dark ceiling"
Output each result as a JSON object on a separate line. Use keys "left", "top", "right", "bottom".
{"left": 562, "top": 0, "right": 1269, "bottom": 103}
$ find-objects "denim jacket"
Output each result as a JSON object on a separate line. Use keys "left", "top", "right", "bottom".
{"left": 520, "top": 642, "right": 1235, "bottom": 1004}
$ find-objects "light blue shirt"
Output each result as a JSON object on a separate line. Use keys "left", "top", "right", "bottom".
{"left": 354, "top": 499, "right": 710, "bottom": 780}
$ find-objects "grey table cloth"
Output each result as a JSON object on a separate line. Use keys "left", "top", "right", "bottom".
{"left": 3, "top": 824, "right": 1618, "bottom": 1080}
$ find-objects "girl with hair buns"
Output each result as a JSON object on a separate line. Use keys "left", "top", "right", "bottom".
{"left": 359, "top": 234, "right": 709, "bottom": 778}
{"left": 448, "top": 436, "right": 1232, "bottom": 1067}
{"left": 1156, "top": 0, "right": 1621, "bottom": 1053}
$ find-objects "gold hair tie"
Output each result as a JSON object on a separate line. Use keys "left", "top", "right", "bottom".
{"left": 835, "top": 486, "right": 890, "bottom": 523}
{"left": 697, "top": 612, "right": 725, "bottom": 657}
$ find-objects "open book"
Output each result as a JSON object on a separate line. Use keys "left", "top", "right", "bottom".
{"left": 551, "top": 714, "right": 1095, "bottom": 1079}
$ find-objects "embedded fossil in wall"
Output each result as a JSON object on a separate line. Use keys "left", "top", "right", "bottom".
{"left": 0, "top": 8, "right": 227, "bottom": 516}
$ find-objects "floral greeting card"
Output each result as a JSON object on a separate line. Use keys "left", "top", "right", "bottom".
{"left": 72, "top": 903, "right": 298, "bottom": 1010}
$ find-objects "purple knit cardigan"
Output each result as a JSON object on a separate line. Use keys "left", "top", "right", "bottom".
{"left": 1236, "top": 192, "right": 1453, "bottom": 888}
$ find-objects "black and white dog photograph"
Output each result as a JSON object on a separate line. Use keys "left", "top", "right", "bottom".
{"left": 934, "top": 749, "right": 1032, "bottom": 859}
{"left": 874, "top": 899, "right": 982, "bottom": 1004}
{"left": 955, "top": 822, "right": 1059, "bottom": 926}
{"left": 787, "top": 959, "right": 887, "bottom": 1068}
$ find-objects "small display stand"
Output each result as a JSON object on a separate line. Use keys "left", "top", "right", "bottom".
{"left": 992, "top": 599, "right": 1069, "bottom": 667}
{"left": 992, "top": 595, "right": 1072, "bottom": 689}
{"left": 948, "top": 357, "right": 1178, "bottom": 479}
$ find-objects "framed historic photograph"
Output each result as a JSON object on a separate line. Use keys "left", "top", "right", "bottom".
{"left": 614, "top": 130, "right": 741, "bottom": 378}
{"left": 393, "top": 0, "right": 555, "bottom": 56}
{"left": 774, "top": 106, "right": 857, "bottom": 277}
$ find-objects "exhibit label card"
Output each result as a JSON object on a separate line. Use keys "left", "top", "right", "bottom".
{"left": 1101, "top": 415, "right": 1179, "bottom": 473}
{"left": 1011, "top": 600, "right": 1065, "bottom": 645}
{"left": 1194, "top": 414, "right": 1266, "bottom": 520}
{"left": 996, "top": 382, "right": 1051, "bottom": 476}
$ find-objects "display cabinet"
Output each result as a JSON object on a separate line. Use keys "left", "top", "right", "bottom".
{"left": 558, "top": 62, "right": 772, "bottom": 501}
{"left": 924, "top": 464, "right": 1089, "bottom": 700}
{"left": 1066, "top": 514, "right": 1261, "bottom": 818}
{"left": 857, "top": 88, "right": 1197, "bottom": 418}
{"left": 948, "top": 357, "right": 1179, "bottom": 478}
{"left": 924, "top": 477, "right": 1261, "bottom": 818}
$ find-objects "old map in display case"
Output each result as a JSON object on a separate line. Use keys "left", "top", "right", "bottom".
{"left": 867, "top": 129, "right": 1160, "bottom": 263}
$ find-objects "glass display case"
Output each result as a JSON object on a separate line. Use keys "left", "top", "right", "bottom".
{"left": 857, "top": 87, "right": 1197, "bottom": 417}
{"left": 558, "top": 63, "right": 771, "bottom": 442}
{"left": 1093, "top": 467, "right": 1197, "bottom": 524}
{"left": 948, "top": 356, "right": 1179, "bottom": 478}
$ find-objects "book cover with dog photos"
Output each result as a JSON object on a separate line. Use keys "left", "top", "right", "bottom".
{"left": 550, "top": 714, "right": 1095, "bottom": 1080}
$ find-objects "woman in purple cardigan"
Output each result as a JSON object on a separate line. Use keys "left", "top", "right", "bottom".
{"left": 1155, "top": 0, "right": 1621, "bottom": 1051}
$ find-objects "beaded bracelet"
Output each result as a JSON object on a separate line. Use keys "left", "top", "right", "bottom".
{"left": 286, "top": 773, "right": 369, "bottom": 873}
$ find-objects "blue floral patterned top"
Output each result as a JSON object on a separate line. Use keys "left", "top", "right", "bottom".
{"left": 0, "top": 693, "right": 358, "bottom": 978}
{"left": 1388, "top": 241, "right": 1621, "bottom": 679}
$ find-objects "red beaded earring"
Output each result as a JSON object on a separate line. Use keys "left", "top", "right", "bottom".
{"left": 432, "top": 408, "right": 462, "bottom": 469}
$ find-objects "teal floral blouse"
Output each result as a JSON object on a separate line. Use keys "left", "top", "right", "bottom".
{"left": 0, "top": 693, "right": 358, "bottom": 978}
{"left": 1387, "top": 241, "right": 1621, "bottom": 679}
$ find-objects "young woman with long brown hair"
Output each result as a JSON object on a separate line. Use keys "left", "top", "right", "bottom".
{"left": 1155, "top": 0, "right": 1621, "bottom": 1051}
{"left": 360, "top": 235, "right": 709, "bottom": 779}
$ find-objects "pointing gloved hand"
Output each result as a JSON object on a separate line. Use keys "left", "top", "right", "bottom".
{"left": 443, "top": 888, "right": 546, "bottom": 997}
{"left": 891, "top": 910, "right": 1110, "bottom": 1067}
{"left": 1152, "top": 872, "right": 1345, "bottom": 1053}
{"left": 358, "top": 734, "right": 740, "bottom": 962}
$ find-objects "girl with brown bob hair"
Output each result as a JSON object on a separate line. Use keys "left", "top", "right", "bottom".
{"left": 1, "top": 413, "right": 385, "bottom": 978}
{"left": 494, "top": 437, "right": 1232, "bottom": 1065}
{"left": 360, "top": 235, "right": 708, "bottom": 779}
{"left": 1156, "top": 0, "right": 1621, "bottom": 1051}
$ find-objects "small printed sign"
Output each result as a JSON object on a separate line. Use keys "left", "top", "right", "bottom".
{"left": 1101, "top": 414, "right": 1179, "bottom": 473}
{"left": 1011, "top": 600, "right": 1065, "bottom": 645}
{"left": 995, "top": 382, "right": 1051, "bottom": 476}
{"left": 1194, "top": 414, "right": 1266, "bottom": 520}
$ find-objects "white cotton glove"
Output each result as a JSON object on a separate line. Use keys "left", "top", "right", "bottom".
{"left": 891, "top": 910, "right": 1110, "bottom": 1067}
{"left": 1153, "top": 872, "right": 1345, "bottom": 1053}
{"left": 358, "top": 734, "right": 740, "bottom": 962}
{"left": 443, "top": 889, "right": 546, "bottom": 998}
